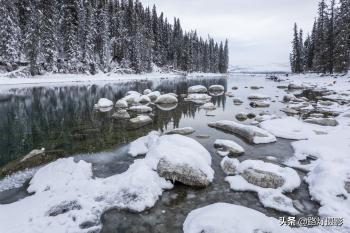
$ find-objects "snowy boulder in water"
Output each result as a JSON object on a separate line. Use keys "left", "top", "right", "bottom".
{"left": 183, "top": 203, "right": 293, "bottom": 233}
{"left": 241, "top": 168, "right": 285, "bottom": 189}
{"left": 250, "top": 100, "right": 270, "bottom": 108}
{"left": 112, "top": 109, "right": 130, "bottom": 120}
{"left": 143, "top": 89, "right": 152, "bottom": 95}
{"left": 115, "top": 99, "right": 128, "bottom": 109}
{"left": 233, "top": 98, "right": 243, "bottom": 105}
{"left": 208, "top": 120, "right": 276, "bottom": 144}
{"left": 235, "top": 112, "right": 248, "bottom": 121}
{"left": 199, "top": 102, "right": 216, "bottom": 110}
{"left": 139, "top": 95, "right": 151, "bottom": 103}
{"left": 154, "top": 134, "right": 214, "bottom": 187}
{"left": 147, "top": 91, "right": 161, "bottom": 101}
{"left": 214, "top": 139, "right": 244, "bottom": 156}
{"left": 129, "top": 105, "right": 153, "bottom": 113}
{"left": 185, "top": 94, "right": 212, "bottom": 103}
{"left": 220, "top": 157, "right": 239, "bottom": 175}
{"left": 123, "top": 92, "right": 141, "bottom": 104}
{"left": 304, "top": 117, "right": 339, "bottom": 127}
{"left": 94, "top": 98, "right": 113, "bottom": 108}
{"left": 155, "top": 94, "right": 178, "bottom": 104}
{"left": 208, "top": 85, "right": 224, "bottom": 92}
{"left": 165, "top": 127, "right": 195, "bottom": 135}
{"left": 129, "top": 115, "right": 153, "bottom": 128}
{"left": 248, "top": 94, "right": 270, "bottom": 100}
{"left": 188, "top": 85, "right": 207, "bottom": 93}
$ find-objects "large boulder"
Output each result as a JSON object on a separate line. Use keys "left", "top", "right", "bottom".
{"left": 208, "top": 120, "right": 276, "bottom": 144}
{"left": 157, "top": 159, "right": 210, "bottom": 187}
{"left": 304, "top": 117, "right": 339, "bottom": 127}
{"left": 155, "top": 94, "right": 178, "bottom": 104}
{"left": 188, "top": 85, "right": 207, "bottom": 93}
{"left": 241, "top": 168, "right": 285, "bottom": 189}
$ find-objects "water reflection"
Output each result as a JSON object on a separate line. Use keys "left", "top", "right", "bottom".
{"left": 0, "top": 77, "right": 227, "bottom": 166}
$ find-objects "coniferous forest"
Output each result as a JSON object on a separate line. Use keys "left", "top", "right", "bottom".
{"left": 290, "top": 0, "right": 350, "bottom": 74}
{"left": 0, "top": 0, "right": 229, "bottom": 75}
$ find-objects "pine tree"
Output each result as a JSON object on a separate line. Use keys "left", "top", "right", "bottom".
{"left": 290, "top": 23, "right": 303, "bottom": 73}
{"left": 0, "top": 0, "right": 21, "bottom": 70}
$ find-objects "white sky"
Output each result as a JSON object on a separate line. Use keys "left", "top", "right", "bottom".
{"left": 140, "top": 0, "right": 319, "bottom": 70}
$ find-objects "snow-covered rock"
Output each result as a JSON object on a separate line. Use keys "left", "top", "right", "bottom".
{"left": 94, "top": 98, "right": 113, "bottom": 108}
{"left": 147, "top": 91, "right": 161, "bottom": 100}
{"left": 288, "top": 83, "right": 304, "bottom": 90}
{"left": 155, "top": 94, "right": 178, "bottom": 104}
{"left": 128, "top": 131, "right": 160, "bottom": 157}
{"left": 250, "top": 100, "right": 270, "bottom": 108}
{"left": 220, "top": 157, "right": 239, "bottom": 175}
{"left": 143, "top": 89, "right": 152, "bottom": 95}
{"left": 225, "top": 160, "right": 301, "bottom": 214}
{"left": 139, "top": 95, "right": 151, "bottom": 103}
{"left": 129, "top": 115, "right": 153, "bottom": 128}
{"left": 304, "top": 117, "right": 339, "bottom": 126}
{"left": 214, "top": 139, "right": 244, "bottom": 156}
{"left": 280, "top": 107, "right": 299, "bottom": 115}
{"left": 165, "top": 127, "right": 196, "bottom": 135}
{"left": 183, "top": 203, "right": 294, "bottom": 233}
{"left": 233, "top": 98, "right": 243, "bottom": 105}
{"left": 199, "top": 102, "right": 216, "bottom": 110}
{"left": 115, "top": 99, "right": 128, "bottom": 108}
{"left": 123, "top": 92, "right": 141, "bottom": 104}
{"left": 188, "top": 85, "right": 207, "bottom": 93}
{"left": 208, "top": 120, "right": 276, "bottom": 144}
{"left": 129, "top": 105, "right": 153, "bottom": 113}
{"left": 259, "top": 117, "right": 314, "bottom": 140}
{"left": 112, "top": 109, "right": 130, "bottom": 119}
{"left": 184, "top": 93, "right": 212, "bottom": 103}
{"left": 21, "top": 148, "right": 45, "bottom": 162}
{"left": 247, "top": 93, "right": 270, "bottom": 100}
{"left": 208, "top": 85, "right": 224, "bottom": 92}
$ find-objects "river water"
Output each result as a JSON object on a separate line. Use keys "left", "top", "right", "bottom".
{"left": 0, "top": 74, "right": 320, "bottom": 232}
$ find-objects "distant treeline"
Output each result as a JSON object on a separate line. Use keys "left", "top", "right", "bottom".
{"left": 0, "top": 0, "right": 229, "bottom": 75}
{"left": 290, "top": 0, "right": 349, "bottom": 74}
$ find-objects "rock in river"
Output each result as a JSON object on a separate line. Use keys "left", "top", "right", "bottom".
{"left": 94, "top": 98, "right": 113, "bottom": 108}
{"left": 165, "top": 127, "right": 196, "bottom": 135}
{"left": 208, "top": 120, "right": 276, "bottom": 144}
{"left": 220, "top": 157, "right": 239, "bottom": 175}
{"left": 188, "top": 85, "right": 208, "bottom": 93}
{"left": 208, "top": 85, "right": 225, "bottom": 92}
{"left": 241, "top": 168, "right": 285, "bottom": 189}
{"left": 304, "top": 117, "right": 339, "bottom": 127}
{"left": 214, "top": 139, "right": 244, "bottom": 156}
{"left": 112, "top": 109, "right": 130, "bottom": 120}
{"left": 129, "top": 115, "right": 153, "bottom": 128}
{"left": 155, "top": 94, "right": 178, "bottom": 104}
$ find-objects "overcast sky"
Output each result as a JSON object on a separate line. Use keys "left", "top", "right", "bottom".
{"left": 140, "top": 0, "right": 319, "bottom": 70}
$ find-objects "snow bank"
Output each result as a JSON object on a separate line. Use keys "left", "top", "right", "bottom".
{"left": 259, "top": 117, "right": 316, "bottom": 140}
{"left": 183, "top": 203, "right": 293, "bottom": 233}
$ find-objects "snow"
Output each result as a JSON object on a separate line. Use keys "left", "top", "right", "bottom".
{"left": 183, "top": 203, "right": 294, "bottom": 233}
{"left": 285, "top": 114, "right": 350, "bottom": 227}
{"left": 214, "top": 139, "right": 244, "bottom": 156}
{"left": 259, "top": 117, "right": 317, "bottom": 140}
{"left": 0, "top": 168, "right": 39, "bottom": 192}
{"left": 225, "top": 159, "right": 301, "bottom": 214}
{"left": 94, "top": 98, "right": 113, "bottom": 108}
{"left": 128, "top": 131, "right": 160, "bottom": 157}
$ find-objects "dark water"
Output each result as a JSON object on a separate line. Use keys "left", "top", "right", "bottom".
{"left": 0, "top": 74, "right": 320, "bottom": 232}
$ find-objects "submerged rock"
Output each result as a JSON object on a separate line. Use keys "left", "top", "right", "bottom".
{"left": 241, "top": 168, "right": 285, "bottom": 189}
{"left": 231, "top": 86, "right": 239, "bottom": 90}
{"left": 220, "top": 157, "right": 239, "bottom": 175}
{"left": 304, "top": 117, "right": 339, "bottom": 127}
{"left": 155, "top": 94, "right": 178, "bottom": 104}
{"left": 157, "top": 159, "right": 210, "bottom": 187}
{"left": 214, "top": 139, "right": 244, "bottom": 156}
{"left": 235, "top": 112, "right": 248, "bottom": 121}
{"left": 208, "top": 120, "right": 276, "bottom": 144}
{"left": 165, "top": 127, "right": 196, "bottom": 135}
{"left": 188, "top": 85, "right": 207, "bottom": 93}
{"left": 112, "top": 109, "right": 130, "bottom": 119}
